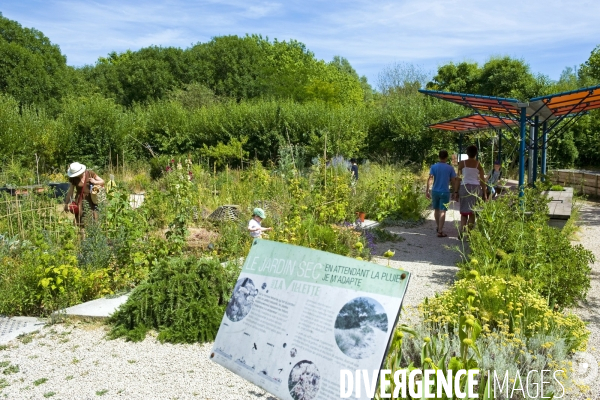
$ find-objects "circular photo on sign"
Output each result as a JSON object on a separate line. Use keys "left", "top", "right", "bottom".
{"left": 225, "top": 277, "right": 258, "bottom": 322}
{"left": 334, "top": 297, "right": 388, "bottom": 359}
{"left": 288, "top": 360, "right": 320, "bottom": 400}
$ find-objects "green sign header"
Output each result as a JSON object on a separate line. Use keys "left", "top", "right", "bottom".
{"left": 242, "top": 239, "right": 409, "bottom": 298}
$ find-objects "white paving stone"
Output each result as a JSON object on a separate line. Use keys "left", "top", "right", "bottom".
{"left": 0, "top": 316, "right": 45, "bottom": 345}
{"left": 58, "top": 294, "right": 129, "bottom": 319}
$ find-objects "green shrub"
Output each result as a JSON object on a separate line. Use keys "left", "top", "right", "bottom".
{"left": 381, "top": 321, "right": 574, "bottom": 399}
{"left": 0, "top": 229, "right": 113, "bottom": 316}
{"left": 108, "top": 256, "right": 237, "bottom": 343}
{"left": 379, "top": 274, "right": 588, "bottom": 399}
{"left": 463, "top": 189, "right": 593, "bottom": 308}
{"left": 422, "top": 275, "right": 589, "bottom": 353}
{"left": 353, "top": 163, "right": 428, "bottom": 221}
{"left": 149, "top": 156, "right": 171, "bottom": 180}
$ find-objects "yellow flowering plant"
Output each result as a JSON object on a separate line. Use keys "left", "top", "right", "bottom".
{"left": 422, "top": 275, "right": 589, "bottom": 353}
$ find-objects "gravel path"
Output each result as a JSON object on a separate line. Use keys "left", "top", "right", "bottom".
{"left": 569, "top": 200, "right": 600, "bottom": 399}
{"left": 0, "top": 324, "right": 274, "bottom": 400}
{"left": 370, "top": 202, "right": 463, "bottom": 307}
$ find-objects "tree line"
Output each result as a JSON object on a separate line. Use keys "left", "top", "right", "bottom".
{"left": 1, "top": 13, "right": 599, "bottom": 174}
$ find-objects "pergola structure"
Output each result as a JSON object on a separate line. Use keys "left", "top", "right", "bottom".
{"left": 428, "top": 114, "right": 519, "bottom": 165}
{"left": 420, "top": 85, "right": 600, "bottom": 195}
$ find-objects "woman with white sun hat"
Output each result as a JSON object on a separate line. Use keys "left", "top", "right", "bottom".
{"left": 63, "top": 162, "right": 104, "bottom": 226}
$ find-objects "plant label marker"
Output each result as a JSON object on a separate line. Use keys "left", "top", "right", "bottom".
{"left": 211, "top": 239, "right": 411, "bottom": 400}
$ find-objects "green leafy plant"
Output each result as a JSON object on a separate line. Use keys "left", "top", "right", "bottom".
{"left": 353, "top": 164, "right": 428, "bottom": 222}
{"left": 380, "top": 321, "right": 572, "bottom": 399}
{"left": 422, "top": 274, "right": 589, "bottom": 353}
{"left": 108, "top": 256, "right": 237, "bottom": 343}
{"left": 378, "top": 276, "right": 579, "bottom": 399}
{"left": 33, "top": 378, "right": 47, "bottom": 386}
{"left": 2, "top": 364, "right": 19, "bottom": 375}
{"left": 461, "top": 189, "right": 594, "bottom": 308}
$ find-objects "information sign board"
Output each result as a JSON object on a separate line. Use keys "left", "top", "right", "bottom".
{"left": 211, "top": 239, "right": 410, "bottom": 400}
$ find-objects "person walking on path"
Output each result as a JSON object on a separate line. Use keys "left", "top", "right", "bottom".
{"left": 63, "top": 162, "right": 104, "bottom": 227}
{"left": 426, "top": 150, "right": 456, "bottom": 237}
{"left": 454, "top": 145, "right": 487, "bottom": 237}
{"left": 248, "top": 208, "right": 272, "bottom": 239}
{"left": 350, "top": 158, "right": 359, "bottom": 195}
{"left": 486, "top": 160, "right": 503, "bottom": 199}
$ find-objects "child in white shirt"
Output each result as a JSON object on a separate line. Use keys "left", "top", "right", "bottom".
{"left": 248, "top": 208, "right": 272, "bottom": 238}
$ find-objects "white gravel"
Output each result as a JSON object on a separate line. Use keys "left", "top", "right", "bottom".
{"left": 568, "top": 200, "right": 600, "bottom": 399}
{"left": 370, "top": 202, "right": 463, "bottom": 308}
{"left": 0, "top": 324, "right": 274, "bottom": 400}
{"left": 3, "top": 200, "right": 599, "bottom": 399}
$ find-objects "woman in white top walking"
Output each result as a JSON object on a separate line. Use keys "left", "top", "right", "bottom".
{"left": 453, "top": 145, "right": 487, "bottom": 236}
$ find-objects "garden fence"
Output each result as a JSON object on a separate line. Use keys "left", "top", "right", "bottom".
{"left": 548, "top": 169, "right": 600, "bottom": 197}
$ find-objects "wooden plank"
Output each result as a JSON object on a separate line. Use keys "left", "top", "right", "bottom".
{"left": 583, "top": 175, "right": 598, "bottom": 186}
{"left": 557, "top": 171, "right": 568, "bottom": 181}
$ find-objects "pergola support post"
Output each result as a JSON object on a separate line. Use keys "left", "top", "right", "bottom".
{"left": 541, "top": 120, "right": 548, "bottom": 180}
{"left": 532, "top": 116, "right": 539, "bottom": 185}
{"left": 498, "top": 130, "right": 502, "bottom": 163}
{"left": 518, "top": 106, "right": 527, "bottom": 197}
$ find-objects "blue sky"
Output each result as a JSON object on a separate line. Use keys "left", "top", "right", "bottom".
{"left": 2, "top": 0, "right": 600, "bottom": 89}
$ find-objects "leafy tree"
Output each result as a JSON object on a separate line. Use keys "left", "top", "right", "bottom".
{"left": 304, "top": 60, "right": 364, "bottom": 105}
{"left": 426, "top": 61, "right": 480, "bottom": 94}
{"left": 0, "top": 14, "right": 72, "bottom": 113}
{"left": 81, "top": 35, "right": 368, "bottom": 106}
{"left": 330, "top": 56, "right": 373, "bottom": 102}
{"left": 83, "top": 47, "right": 187, "bottom": 106}
{"left": 187, "top": 35, "right": 265, "bottom": 100}
{"left": 555, "top": 67, "right": 580, "bottom": 92}
{"left": 478, "top": 56, "right": 537, "bottom": 99}
{"left": 257, "top": 37, "right": 317, "bottom": 101}
{"left": 426, "top": 57, "right": 541, "bottom": 99}
{"left": 579, "top": 44, "right": 600, "bottom": 84}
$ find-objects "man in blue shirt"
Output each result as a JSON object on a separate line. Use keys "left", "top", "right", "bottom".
{"left": 426, "top": 150, "right": 456, "bottom": 237}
